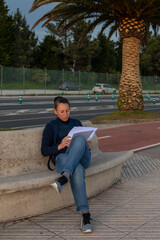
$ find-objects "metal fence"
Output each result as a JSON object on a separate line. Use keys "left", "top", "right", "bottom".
{"left": 0, "top": 66, "right": 160, "bottom": 95}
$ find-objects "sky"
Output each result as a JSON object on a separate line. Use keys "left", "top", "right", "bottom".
{"left": 5, "top": 0, "right": 55, "bottom": 42}
{"left": 5, "top": 0, "right": 118, "bottom": 42}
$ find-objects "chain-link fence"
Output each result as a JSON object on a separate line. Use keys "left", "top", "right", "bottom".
{"left": 0, "top": 66, "right": 160, "bottom": 95}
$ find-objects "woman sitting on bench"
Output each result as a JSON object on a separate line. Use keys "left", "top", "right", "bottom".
{"left": 41, "top": 96, "right": 93, "bottom": 233}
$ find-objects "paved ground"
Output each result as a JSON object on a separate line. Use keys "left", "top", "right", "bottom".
{"left": 1, "top": 122, "right": 160, "bottom": 240}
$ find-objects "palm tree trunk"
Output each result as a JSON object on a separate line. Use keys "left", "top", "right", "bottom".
{"left": 117, "top": 37, "right": 144, "bottom": 111}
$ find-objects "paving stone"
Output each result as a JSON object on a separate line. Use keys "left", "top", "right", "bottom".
{"left": 133, "top": 170, "right": 160, "bottom": 186}
{"left": 47, "top": 236, "right": 66, "bottom": 240}
{"left": 113, "top": 178, "right": 158, "bottom": 195}
{"left": 30, "top": 208, "right": 80, "bottom": 233}
{"left": 59, "top": 221, "right": 125, "bottom": 240}
{"left": 0, "top": 223, "right": 5, "bottom": 230}
{"left": 120, "top": 237, "right": 140, "bottom": 240}
{"left": 88, "top": 197, "right": 116, "bottom": 217}
{"left": 96, "top": 206, "right": 150, "bottom": 234}
{"left": 128, "top": 218, "right": 160, "bottom": 239}
{"left": 138, "top": 146, "right": 160, "bottom": 159}
{"left": 0, "top": 220, "right": 54, "bottom": 239}
{"left": 69, "top": 197, "right": 116, "bottom": 217}
{"left": 122, "top": 152, "right": 160, "bottom": 180}
{"left": 96, "top": 187, "right": 138, "bottom": 206}
{"left": 124, "top": 188, "right": 160, "bottom": 218}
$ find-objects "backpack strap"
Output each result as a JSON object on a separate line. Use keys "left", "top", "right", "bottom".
{"left": 47, "top": 119, "right": 59, "bottom": 171}
{"left": 47, "top": 155, "right": 55, "bottom": 171}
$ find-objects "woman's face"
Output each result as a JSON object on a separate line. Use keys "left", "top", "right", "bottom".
{"left": 54, "top": 103, "right": 70, "bottom": 122}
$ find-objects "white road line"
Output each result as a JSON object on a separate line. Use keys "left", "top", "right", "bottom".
{"left": 98, "top": 136, "right": 111, "bottom": 140}
{"left": 11, "top": 124, "right": 45, "bottom": 129}
{"left": 0, "top": 116, "right": 53, "bottom": 123}
{"left": 132, "top": 142, "right": 160, "bottom": 152}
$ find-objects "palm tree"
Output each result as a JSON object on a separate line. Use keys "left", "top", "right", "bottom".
{"left": 29, "top": 0, "right": 160, "bottom": 111}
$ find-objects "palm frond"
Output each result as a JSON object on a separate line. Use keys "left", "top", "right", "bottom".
{"left": 107, "top": 22, "right": 120, "bottom": 40}
{"left": 78, "top": 15, "right": 113, "bottom": 44}
{"left": 29, "top": 0, "right": 160, "bottom": 41}
{"left": 137, "top": 0, "right": 157, "bottom": 17}
{"left": 98, "top": 18, "right": 117, "bottom": 36}
{"left": 29, "top": 0, "right": 58, "bottom": 12}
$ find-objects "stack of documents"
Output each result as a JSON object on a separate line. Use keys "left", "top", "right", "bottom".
{"left": 66, "top": 126, "right": 97, "bottom": 152}
{"left": 68, "top": 126, "right": 97, "bottom": 140}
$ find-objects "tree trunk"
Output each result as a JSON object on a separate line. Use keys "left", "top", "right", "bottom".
{"left": 117, "top": 37, "right": 144, "bottom": 111}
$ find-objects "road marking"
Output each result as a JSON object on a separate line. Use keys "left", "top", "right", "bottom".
{"left": 10, "top": 124, "right": 45, "bottom": 129}
{"left": 0, "top": 116, "right": 53, "bottom": 123}
{"left": 98, "top": 136, "right": 111, "bottom": 140}
{"left": 132, "top": 142, "right": 160, "bottom": 152}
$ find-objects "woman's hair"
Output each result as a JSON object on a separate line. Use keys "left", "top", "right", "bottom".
{"left": 54, "top": 96, "right": 70, "bottom": 110}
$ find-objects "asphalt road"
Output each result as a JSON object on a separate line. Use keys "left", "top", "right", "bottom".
{"left": 0, "top": 95, "right": 160, "bottom": 129}
{"left": 96, "top": 121, "right": 160, "bottom": 152}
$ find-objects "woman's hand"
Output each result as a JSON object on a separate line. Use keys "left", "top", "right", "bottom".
{"left": 87, "top": 140, "right": 92, "bottom": 150}
{"left": 58, "top": 136, "right": 71, "bottom": 151}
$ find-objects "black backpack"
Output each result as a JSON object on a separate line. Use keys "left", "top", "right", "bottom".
{"left": 47, "top": 120, "right": 58, "bottom": 171}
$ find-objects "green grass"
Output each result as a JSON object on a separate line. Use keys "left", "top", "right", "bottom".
{"left": 0, "top": 128, "right": 21, "bottom": 131}
{"left": 91, "top": 110, "right": 160, "bottom": 124}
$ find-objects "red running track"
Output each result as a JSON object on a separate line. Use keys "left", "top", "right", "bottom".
{"left": 96, "top": 121, "right": 160, "bottom": 152}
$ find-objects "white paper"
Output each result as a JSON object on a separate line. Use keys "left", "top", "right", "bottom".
{"left": 68, "top": 126, "right": 97, "bottom": 140}
{"left": 66, "top": 126, "right": 97, "bottom": 152}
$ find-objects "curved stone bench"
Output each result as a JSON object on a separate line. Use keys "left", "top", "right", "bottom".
{"left": 0, "top": 123, "right": 133, "bottom": 222}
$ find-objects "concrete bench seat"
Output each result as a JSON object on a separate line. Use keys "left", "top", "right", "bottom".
{"left": 0, "top": 123, "right": 133, "bottom": 222}
{"left": 0, "top": 171, "right": 53, "bottom": 194}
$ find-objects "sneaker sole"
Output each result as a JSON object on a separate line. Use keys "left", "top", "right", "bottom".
{"left": 82, "top": 229, "right": 92, "bottom": 233}
{"left": 81, "top": 222, "right": 92, "bottom": 233}
{"left": 51, "top": 182, "right": 61, "bottom": 193}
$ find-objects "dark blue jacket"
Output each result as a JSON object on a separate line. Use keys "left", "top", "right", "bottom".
{"left": 41, "top": 117, "right": 82, "bottom": 157}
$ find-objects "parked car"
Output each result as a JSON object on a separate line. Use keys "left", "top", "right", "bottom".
{"left": 58, "top": 81, "right": 82, "bottom": 91}
{"left": 92, "top": 83, "right": 117, "bottom": 94}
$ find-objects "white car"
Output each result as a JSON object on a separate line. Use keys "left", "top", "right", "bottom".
{"left": 92, "top": 83, "right": 117, "bottom": 94}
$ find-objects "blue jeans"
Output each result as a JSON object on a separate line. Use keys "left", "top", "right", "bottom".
{"left": 55, "top": 136, "right": 91, "bottom": 212}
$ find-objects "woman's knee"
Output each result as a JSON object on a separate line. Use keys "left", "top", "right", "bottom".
{"left": 71, "top": 136, "right": 87, "bottom": 149}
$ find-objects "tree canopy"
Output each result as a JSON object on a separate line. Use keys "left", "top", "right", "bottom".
{"left": 0, "top": 0, "right": 15, "bottom": 66}
{"left": 1, "top": 0, "right": 160, "bottom": 79}
{"left": 13, "top": 9, "right": 38, "bottom": 68}
{"left": 29, "top": 0, "right": 160, "bottom": 43}
{"left": 141, "top": 35, "right": 160, "bottom": 76}
{"left": 29, "top": 0, "right": 160, "bottom": 110}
